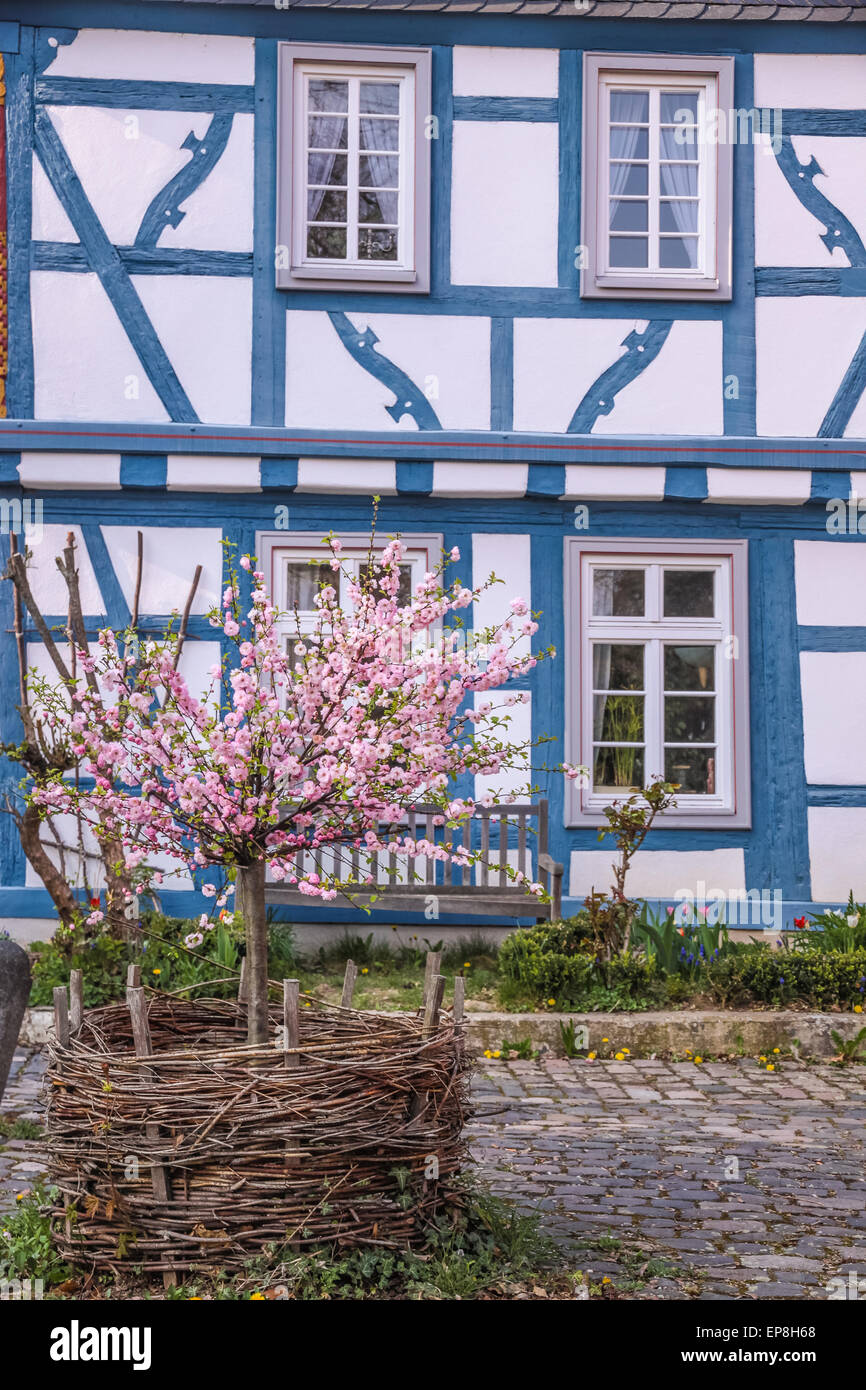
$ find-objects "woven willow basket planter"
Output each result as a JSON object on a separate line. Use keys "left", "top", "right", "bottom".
{"left": 44, "top": 992, "right": 469, "bottom": 1278}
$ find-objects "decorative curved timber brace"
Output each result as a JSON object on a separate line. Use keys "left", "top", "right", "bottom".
{"left": 568, "top": 321, "right": 673, "bottom": 434}
{"left": 327, "top": 310, "right": 442, "bottom": 429}
{"left": 135, "top": 113, "right": 235, "bottom": 248}
{"left": 774, "top": 136, "right": 866, "bottom": 268}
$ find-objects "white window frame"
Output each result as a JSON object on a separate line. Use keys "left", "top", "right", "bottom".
{"left": 258, "top": 531, "right": 444, "bottom": 659}
{"left": 581, "top": 53, "right": 734, "bottom": 301}
{"left": 277, "top": 43, "right": 431, "bottom": 293}
{"left": 564, "top": 539, "right": 750, "bottom": 829}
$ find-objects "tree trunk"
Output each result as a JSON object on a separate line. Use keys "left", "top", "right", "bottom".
{"left": 238, "top": 860, "right": 269, "bottom": 1045}
{"left": 17, "top": 803, "right": 79, "bottom": 931}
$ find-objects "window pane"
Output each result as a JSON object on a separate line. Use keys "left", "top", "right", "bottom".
{"left": 308, "top": 79, "right": 348, "bottom": 113}
{"left": 663, "top": 569, "right": 714, "bottom": 617}
{"left": 593, "top": 643, "right": 644, "bottom": 691}
{"left": 592, "top": 568, "right": 645, "bottom": 616}
{"left": 359, "top": 562, "right": 414, "bottom": 605}
{"left": 307, "top": 226, "right": 346, "bottom": 258}
{"left": 593, "top": 693, "right": 644, "bottom": 743}
{"left": 610, "top": 200, "right": 648, "bottom": 232}
{"left": 285, "top": 562, "right": 334, "bottom": 610}
{"left": 307, "top": 189, "right": 346, "bottom": 222}
{"left": 610, "top": 127, "right": 648, "bottom": 160}
{"left": 360, "top": 81, "right": 400, "bottom": 114}
{"left": 594, "top": 745, "right": 644, "bottom": 792}
{"left": 359, "top": 189, "right": 399, "bottom": 225}
{"left": 664, "top": 695, "right": 715, "bottom": 742}
{"left": 659, "top": 200, "right": 698, "bottom": 234}
{"left": 660, "top": 163, "right": 698, "bottom": 197}
{"left": 609, "top": 236, "right": 648, "bottom": 268}
{"left": 308, "top": 153, "right": 346, "bottom": 186}
{"left": 308, "top": 115, "right": 347, "bottom": 150}
{"left": 664, "top": 645, "right": 715, "bottom": 691}
{"left": 358, "top": 228, "right": 398, "bottom": 261}
{"left": 661, "top": 92, "right": 698, "bottom": 123}
{"left": 664, "top": 747, "right": 715, "bottom": 794}
{"left": 660, "top": 124, "right": 697, "bottom": 158}
{"left": 611, "top": 90, "right": 649, "bottom": 123}
{"left": 359, "top": 154, "right": 398, "bottom": 186}
{"left": 360, "top": 117, "right": 399, "bottom": 152}
{"left": 610, "top": 163, "right": 649, "bottom": 197}
{"left": 660, "top": 236, "right": 699, "bottom": 269}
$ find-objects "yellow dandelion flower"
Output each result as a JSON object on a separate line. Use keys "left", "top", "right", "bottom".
{"left": 694, "top": 1056, "right": 703, "bottom": 1064}
{"left": 855, "top": 1004, "right": 863, "bottom": 1014}
{"left": 773, "top": 1047, "right": 781, "bottom": 1053}
{"left": 622, "top": 1048, "right": 630, "bottom": 1055}
{"left": 602, "top": 1037, "right": 609, "bottom": 1043}
{"left": 587, "top": 1052, "right": 596, "bottom": 1061}
{"left": 614, "top": 1052, "right": 625, "bottom": 1061}
{"left": 759, "top": 1055, "right": 766, "bottom": 1063}
{"left": 360, "top": 967, "right": 369, "bottom": 975}
{"left": 547, "top": 998, "right": 556, "bottom": 1007}
{"left": 766, "top": 1063, "right": 775, "bottom": 1072}
{"left": 492, "top": 1050, "right": 501, "bottom": 1058}
{"left": 484, "top": 1050, "right": 492, "bottom": 1059}
{"left": 152, "top": 968, "right": 161, "bottom": 976}
{"left": 249, "top": 1292, "right": 265, "bottom": 1301}
{"left": 602, "top": 1277, "right": 611, "bottom": 1284}
{"left": 464, "top": 962, "right": 471, "bottom": 969}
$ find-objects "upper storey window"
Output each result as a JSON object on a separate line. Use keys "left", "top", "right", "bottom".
{"left": 277, "top": 44, "right": 431, "bottom": 292}
{"left": 582, "top": 54, "right": 734, "bottom": 301}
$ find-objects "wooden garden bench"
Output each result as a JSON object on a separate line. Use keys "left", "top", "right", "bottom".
{"left": 264, "top": 798, "right": 563, "bottom": 923}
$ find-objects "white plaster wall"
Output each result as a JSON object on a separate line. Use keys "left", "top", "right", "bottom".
{"left": 18, "top": 453, "right": 121, "bottom": 490}
{"left": 135, "top": 276, "right": 252, "bottom": 424}
{"left": 472, "top": 532, "right": 531, "bottom": 658}
{"left": 705, "top": 468, "right": 811, "bottom": 505}
{"left": 31, "top": 158, "right": 77, "bottom": 242}
{"left": 808, "top": 807, "right": 866, "bottom": 900}
{"left": 101, "top": 527, "right": 223, "bottom": 615}
{"left": 176, "top": 640, "right": 223, "bottom": 703}
{"left": 800, "top": 652, "right": 866, "bottom": 785}
{"left": 452, "top": 46, "right": 558, "bottom": 97}
{"left": 31, "top": 271, "right": 170, "bottom": 421}
{"left": 514, "top": 319, "right": 723, "bottom": 435}
{"left": 432, "top": 461, "right": 528, "bottom": 497}
{"left": 795, "top": 540, "right": 866, "bottom": 626}
{"left": 295, "top": 458, "right": 397, "bottom": 494}
{"left": 756, "top": 298, "right": 866, "bottom": 438}
{"left": 755, "top": 54, "right": 866, "bottom": 110}
{"left": 474, "top": 692, "right": 532, "bottom": 801}
{"left": 166, "top": 455, "right": 260, "bottom": 491}
{"left": 755, "top": 137, "right": 866, "bottom": 269}
{"left": 38, "top": 108, "right": 253, "bottom": 251}
{"left": 48, "top": 29, "right": 255, "bottom": 84}
{"left": 561, "top": 465, "right": 666, "bottom": 501}
{"left": 569, "top": 848, "right": 747, "bottom": 900}
{"left": 285, "top": 311, "right": 491, "bottom": 430}
{"left": 450, "top": 122, "right": 558, "bottom": 287}
{"left": 20, "top": 524, "right": 103, "bottom": 612}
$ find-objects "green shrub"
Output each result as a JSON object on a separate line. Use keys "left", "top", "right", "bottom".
{"left": 498, "top": 918, "right": 597, "bottom": 1004}
{"left": 703, "top": 944, "right": 866, "bottom": 1009}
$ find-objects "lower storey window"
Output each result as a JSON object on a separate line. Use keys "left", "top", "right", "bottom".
{"left": 566, "top": 540, "right": 750, "bottom": 829}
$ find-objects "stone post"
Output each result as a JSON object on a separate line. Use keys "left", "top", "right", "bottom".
{"left": 0, "top": 936, "right": 31, "bottom": 1105}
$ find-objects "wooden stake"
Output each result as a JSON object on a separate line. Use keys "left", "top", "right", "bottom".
{"left": 422, "top": 951, "right": 442, "bottom": 1008}
{"left": 127, "top": 987, "right": 176, "bottom": 1288}
{"left": 69, "top": 970, "right": 83, "bottom": 1033}
{"left": 53, "top": 986, "right": 69, "bottom": 1048}
{"left": 126, "top": 962, "right": 140, "bottom": 1001}
{"left": 422, "top": 975, "right": 446, "bottom": 1039}
{"left": 453, "top": 975, "right": 465, "bottom": 1025}
{"left": 283, "top": 979, "right": 300, "bottom": 1069}
{"left": 340, "top": 959, "right": 357, "bottom": 1009}
{"left": 236, "top": 956, "right": 248, "bottom": 1029}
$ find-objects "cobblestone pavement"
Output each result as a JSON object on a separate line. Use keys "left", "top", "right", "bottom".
{"left": 468, "top": 1058, "right": 866, "bottom": 1300}
{"left": 3, "top": 1050, "right": 864, "bottom": 1300}
{"left": 0, "top": 1049, "right": 49, "bottom": 1211}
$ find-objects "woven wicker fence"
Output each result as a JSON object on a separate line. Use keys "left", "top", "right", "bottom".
{"left": 44, "top": 980, "right": 469, "bottom": 1279}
